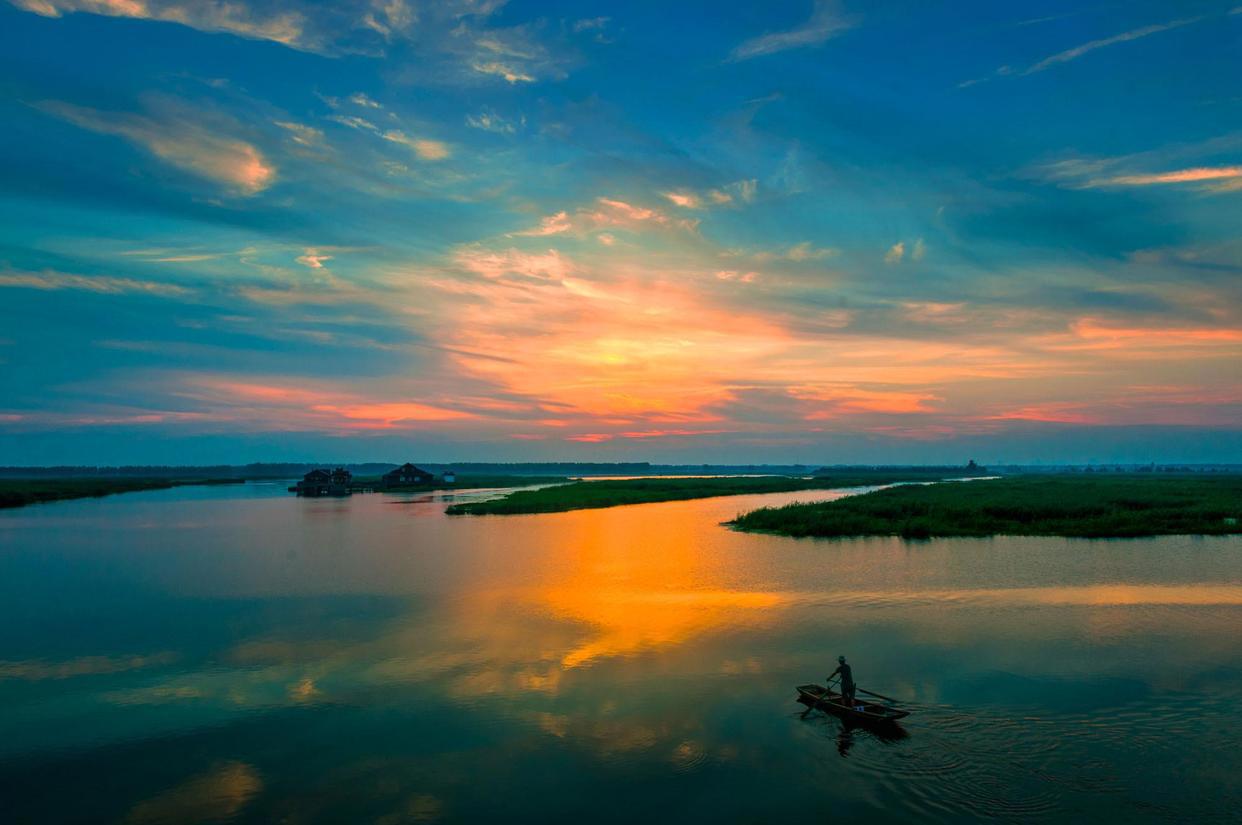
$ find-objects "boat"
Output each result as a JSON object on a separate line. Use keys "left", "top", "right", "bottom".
{"left": 796, "top": 683, "right": 910, "bottom": 723}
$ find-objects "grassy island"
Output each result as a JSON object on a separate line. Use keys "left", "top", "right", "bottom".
{"left": 371, "top": 474, "right": 568, "bottom": 492}
{"left": 444, "top": 471, "right": 976, "bottom": 515}
{"left": 728, "top": 475, "right": 1242, "bottom": 538}
{"left": 0, "top": 477, "right": 243, "bottom": 509}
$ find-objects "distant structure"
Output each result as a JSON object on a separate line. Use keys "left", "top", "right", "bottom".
{"left": 441, "top": 469, "right": 456, "bottom": 484}
{"left": 381, "top": 463, "right": 435, "bottom": 488}
{"left": 294, "top": 467, "right": 352, "bottom": 497}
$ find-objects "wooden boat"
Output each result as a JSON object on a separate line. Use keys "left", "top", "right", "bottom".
{"left": 796, "top": 683, "right": 910, "bottom": 723}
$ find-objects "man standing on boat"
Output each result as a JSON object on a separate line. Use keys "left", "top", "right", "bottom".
{"left": 829, "top": 655, "right": 856, "bottom": 706}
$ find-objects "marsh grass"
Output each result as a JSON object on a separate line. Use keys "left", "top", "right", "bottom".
{"left": 729, "top": 475, "right": 1242, "bottom": 538}
{"left": 444, "top": 472, "right": 975, "bottom": 515}
{"left": 0, "top": 477, "right": 242, "bottom": 509}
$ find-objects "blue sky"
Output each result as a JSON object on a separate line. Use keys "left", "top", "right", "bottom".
{"left": 1, "top": 0, "right": 1240, "bottom": 465}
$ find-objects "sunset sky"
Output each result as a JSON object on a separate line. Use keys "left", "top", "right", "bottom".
{"left": 1, "top": 0, "right": 1240, "bottom": 464}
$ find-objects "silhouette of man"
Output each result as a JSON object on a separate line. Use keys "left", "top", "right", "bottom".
{"left": 829, "top": 655, "right": 856, "bottom": 706}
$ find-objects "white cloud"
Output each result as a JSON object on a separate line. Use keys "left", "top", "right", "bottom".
{"left": 274, "top": 120, "right": 325, "bottom": 148}
{"left": 1023, "top": 16, "right": 1201, "bottom": 75}
{"left": 327, "top": 114, "right": 379, "bottom": 132}
{"left": 785, "top": 241, "right": 837, "bottom": 262}
{"left": 513, "top": 211, "right": 572, "bottom": 237}
{"left": 730, "top": 1, "right": 855, "bottom": 61}
{"left": 884, "top": 242, "right": 905, "bottom": 264}
{"left": 466, "top": 110, "right": 522, "bottom": 134}
{"left": 471, "top": 61, "right": 535, "bottom": 83}
{"left": 381, "top": 130, "right": 451, "bottom": 160}
{"left": 348, "top": 92, "right": 383, "bottom": 108}
{"left": 572, "top": 17, "right": 609, "bottom": 34}
{"left": 296, "top": 250, "right": 332, "bottom": 269}
{"left": 662, "top": 179, "right": 757, "bottom": 210}
{"left": 454, "top": 246, "right": 573, "bottom": 281}
{"left": 40, "top": 99, "right": 275, "bottom": 195}
{"left": 663, "top": 191, "right": 702, "bottom": 209}
{"left": 13, "top": 0, "right": 313, "bottom": 50}
{"left": 911, "top": 238, "right": 926, "bottom": 261}
{"left": 0, "top": 267, "right": 189, "bottom": 296}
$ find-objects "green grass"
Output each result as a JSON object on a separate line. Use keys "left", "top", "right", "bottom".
{"left": 368, "top": 474, "right": 569, "bottom": 491}
{"left": 444, "top": 472, "right": 977, "bottom": 515}
{"left": 728, "top": 475, "right": 1242, "bottom": 539}
{"left": 0, "top": 477, "right": 243, "bottom": 509}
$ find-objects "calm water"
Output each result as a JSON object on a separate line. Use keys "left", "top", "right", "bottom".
{"left": 2, "top": 482, "right": 1240, "bottom": 823}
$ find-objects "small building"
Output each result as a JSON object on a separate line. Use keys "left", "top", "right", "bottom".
{"left": 382, "top": 463, "right": 435, "bottom": 488}
{"left": 441, "top": 469, "right": 456, "bottom": 484}
{"left": 294, "top": 467, "right": 352, "bottom": 497}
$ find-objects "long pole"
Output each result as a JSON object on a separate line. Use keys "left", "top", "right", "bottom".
{"left": 802, "top": 677, "right": 840, "bottom": 716}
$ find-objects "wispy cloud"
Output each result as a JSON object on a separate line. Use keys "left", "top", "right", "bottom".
{"left": 1023, "top": 16, "right": 1201, "bottom": 75}
{"left": 661, "top": 179, "right": 757, "bottom": 210}
{"left": 13, "top": 0, "right": 312, "bottom": 50}
{"left": 273, "top": 120, "right": 325, "bottom": 149}
{"left": 1038, "top": 154, "right": 1242, "bottom": 193}
{"left": 729, "top": 1, "right": 856, "bottom": 61}
{"left": 472, "top": 61, "right": 535, "bottom": 84}
{"left": 466, "top": 110, "right": 523, "bottom": 134}
{"left": 0, "top": 267, "right": 190, "bottom": 296}
{"left": 39, "top": 99, "right": 275, "bottom": 194}
{"left": 1104, "top": 166, "right": 1242, "bottom": 189}
{"left": 382, "top": 130, "right": 451, "bottom": 160}
{"left": 961, "top": 14, "right": 1209, "bottom": 88}
{"left": 511, "top": 197, "right": 701, "bottom": 238}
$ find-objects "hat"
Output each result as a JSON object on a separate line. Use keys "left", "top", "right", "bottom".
{"left": 838, "top": 655, "right": 846, "bottom": 663}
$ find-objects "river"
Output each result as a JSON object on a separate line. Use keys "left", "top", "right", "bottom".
{"left": 1, "top": 481, "right": 1239, "bottom": 823}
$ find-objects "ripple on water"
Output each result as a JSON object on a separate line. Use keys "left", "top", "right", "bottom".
{"left": 798, "top": 691, "right": 1242, "bottom": 822}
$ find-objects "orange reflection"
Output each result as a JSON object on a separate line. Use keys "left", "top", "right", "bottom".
{"left": 513, "top": 505, "right": 794, "bottom": 668}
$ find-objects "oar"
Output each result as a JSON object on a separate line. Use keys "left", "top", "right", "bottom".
{"left": 857, "top": 686, "right": 900, "bottom": 704}
{"left": 802, "top": 678, "right": 840, "bottom": 717}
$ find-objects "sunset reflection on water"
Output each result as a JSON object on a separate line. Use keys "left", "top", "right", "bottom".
{"left": 1, "top": 483, "right": 1240, "bottom": 823}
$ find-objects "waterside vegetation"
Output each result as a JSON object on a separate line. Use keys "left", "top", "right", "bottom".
{"left": 729, "top": 475, "right": 1242, "bottom": 538}
{"left": 444, "top": 471, "right": 975, "bottom": 515}
{"left": 0, "top": 477, "right": 243, "bottom": 509}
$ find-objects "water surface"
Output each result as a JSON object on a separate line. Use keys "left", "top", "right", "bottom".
{"left": 2, "top": 482, "right": 1240, "bottom": 823}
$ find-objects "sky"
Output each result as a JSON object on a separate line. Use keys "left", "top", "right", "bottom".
{"left": 0, "top": 0, "right": 1240, "bottom": 466}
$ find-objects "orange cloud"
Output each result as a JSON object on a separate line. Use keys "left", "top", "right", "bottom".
{"left": 40, "top": 99, "right": 275, "bottom": 195}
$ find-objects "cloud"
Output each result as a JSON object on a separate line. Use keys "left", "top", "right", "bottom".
{"left": 729, "top": 0, "right": 856, "bottom": 61}
{"left": 884, "top": 241, "right": 905, "bottom": 264}
{"left": 327, "top": 114, "right": 378, "bottom": 132}
{"left": 512, "top": 197, "right": 700, "bottom": 238}
{"left": 572, "top": 17, "right": 609, "bottom": 34}
{"left": 381, "top": 130, "right": 451, "bottom": 160}
{"left": 348, "top": 91, "right": 382, "bottom": 108}
{"left": 1039, "top": 154, "right": 1242, "bottom": 193}
{"left": 513, "top": 211, "right": 572, "bottom": 237}
{"left": 1103, "top": 166, "right": 1242, "bottom": 188}
{"left": 1023, "top": 16, "right": 1201, "bottom": 75}
{"left": 273, "top": 120, "right": 325, "bottom": 148}
{"left": 662, "top": 191, "right": 701, "bottom": 209}
{"left": 466, "top": 110, "right": 522, "bottom": 134}
{"left": 785, "top": 241, "right": 836, "bottom": 262}
{"left": 39, "top": 99, "right": 275, "bottom": 194}
{"left": 736, "top": 241, "right": 837, "bottom": 263}
{"left": 661, "top": 179, "right": 757, "bottom": 210}
{"left": 13, "top": 0, "right": 312, "bottom": 50}
{"left": 0, "top": 267, "right": 190, "bottom": 296}
{"left": 471, "top": 60, "right": 535, "bottom": 83}
{"left": 453, "top": 246, "right": 574, "bottom": 281}
{"left": 295, "top": 250, "right": 332, "bottom": 269}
